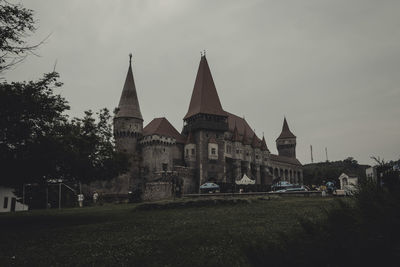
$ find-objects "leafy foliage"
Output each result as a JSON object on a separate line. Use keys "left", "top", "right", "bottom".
{"left": 0, "top": 0, "right": 38, "bottom": 73}
{"left": 58, "top": 108, "right": 129, "bottom": 183}
{"left": 0, "top": 72, "right": 129, "bottom": 192}
{"left": 303, "top": 157, "right": 369, "bottom": 186}
{"left": 0, "top": 72, "right": 69, "bottom": 187}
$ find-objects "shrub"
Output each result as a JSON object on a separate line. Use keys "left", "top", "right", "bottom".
{"left": 247, "top": 177, "right": 400, "bottom": 267}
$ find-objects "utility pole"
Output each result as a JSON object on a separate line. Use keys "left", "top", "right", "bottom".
{"left": 310, "top": 145, "right": 314, "bottom": 163}
{"left": 325, "top": 147, "right": 329, "bottom": 162}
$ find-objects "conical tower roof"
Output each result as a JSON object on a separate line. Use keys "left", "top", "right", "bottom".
{"left": 115, "top": 54, "right": 143, "bottom": 120}
{"left": 242, "top": 126, "right": 251, "bottom": 145}
{"left": 251, "top": 133, "right": 260, "bottom": 148}
{"left": 276, "top": 117, "right": 296, "bottom": 140}
{"left": 232, "top": 123, "right": 241, "bottom": 142}
{"left": 261, "top": 136, "right": 269, "bottom": 151}
{"left": 184, "top": 55, "right": 227, "bottom": 120}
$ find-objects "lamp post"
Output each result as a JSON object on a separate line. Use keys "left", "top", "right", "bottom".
{"left": 58, "top": 182, "right": 61, "bottom": 210}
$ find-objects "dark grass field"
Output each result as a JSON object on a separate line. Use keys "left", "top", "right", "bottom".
{"left": 0, "top": 197, "right": 335, "bottom": 266}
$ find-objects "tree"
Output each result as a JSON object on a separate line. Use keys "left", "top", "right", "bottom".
{"left": 0, "top": 0, "right": 42, "bottom": 74}
{"left": 372, "top": 156, "right": 400, "bottom": 190}
{"left": 344, "top": 156, "right": 358, "bottom": 166}
{"left": 58, "top": 109, "right": 129, "bottom": 184}
{"left": 303, "top": 157, "right": 368, "bottom": 186}
{"left": 0, "top": 73, "right": 129, "bottom": 193}
{"left": 0, "top": 72, "right": 68, "bottom": 188}
{"left": 0, "top": 1, "right": 128, "bottom": 201}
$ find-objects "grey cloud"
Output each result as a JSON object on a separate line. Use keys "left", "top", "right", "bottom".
{"left": 5, "top": 0, "right": 400, "bottom": 164}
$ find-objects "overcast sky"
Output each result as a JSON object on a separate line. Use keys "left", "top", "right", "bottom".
{"left": 5, "top": 0, "right": 400, "bottom": 165}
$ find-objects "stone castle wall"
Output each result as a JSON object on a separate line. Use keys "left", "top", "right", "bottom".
{"left": 142, "top": 182, "right": 172, "bottom": 201}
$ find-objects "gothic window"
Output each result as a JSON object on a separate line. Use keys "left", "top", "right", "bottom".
{"left": 208, "top": 143, "right": 218, "bottom": 160}
{"left": 236, "top": 149, "right": 239, "bottom": 154}
{"left": 186, "top": 149, "right": 189, "bottom": 156}
{"left": 191, "top": 149, "right": 195, "bottom": 155}
{"left": 162, "top": 163, "right": 168, "bottom": 171}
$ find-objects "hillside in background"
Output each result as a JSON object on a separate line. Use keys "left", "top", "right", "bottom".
{"left": 303, "top": 157, "right": 370, "bottom": 186}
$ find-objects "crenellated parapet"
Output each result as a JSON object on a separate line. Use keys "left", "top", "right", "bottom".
{"left": 140, "top": 134, "right": 178, "bottom": 146}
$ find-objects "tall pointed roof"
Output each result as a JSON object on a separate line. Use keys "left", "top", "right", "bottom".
{"left": 226, "top": 112, "right": 256, "bottom": 139}
{"left": 232, "top": 123, "right": 241, "bottom": 142}
{"left": 183, "top": 55, "right": 227, "bottom": 120}
{"left": 115, "top": 54, "right": 143, "bottom": 120}
{"left": 276, "top": 117, "right": 296, "bottom": 140}
{"left": 251, "top": 133, "right": 260, "bottom": 148}
{"left": 261, "top": 136, "right": 269, "bottom": 151}
{"left": 242, "top": 126, "right": 251, "bottom": 145}
{"left": 143, "top": 117, "right": 185, "bottom": 143}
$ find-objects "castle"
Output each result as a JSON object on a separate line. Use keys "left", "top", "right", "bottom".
{"left": 111, "top": 54, "right": 303, "bottom": 196}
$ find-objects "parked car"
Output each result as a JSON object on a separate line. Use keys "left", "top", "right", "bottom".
{"left": 275, "top": 186, "right": 308, "bottom": 193}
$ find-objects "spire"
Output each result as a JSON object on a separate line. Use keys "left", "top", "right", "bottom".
{"left": 232, "top": 123, "right": 241, "bottom": 142}
{"left": 183, "top": 55, "right": 227, "bottom": 120}
{"left": 251, "top": 133, "right": 260, "bottom": 148}
{"left": 276, "top": 117, "right": 296, "bottom": 140}
{"left": 242, "top": 126, "right": 251, "bottom": 145}
{"left": 115, "top": 54, "right": 143, "bottom": 120}
{"left": 261, "top": 135, "right": 269, "bottom": 151}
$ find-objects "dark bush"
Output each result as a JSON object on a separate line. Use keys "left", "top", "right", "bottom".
{"left": 247, "top": 176, "right": 400, "bottom": 267}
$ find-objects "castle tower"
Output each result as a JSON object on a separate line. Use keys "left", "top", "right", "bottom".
{"left": 183, "top": 54, "right": 228, "bottom": 187}
{"left": 184, "top": 131, "right": 196, "bottom": 169}
{"left": 276, "top": 117, "right": 296, "bottom": 158}
{"left": 113, "top": 54, "right": 143, "bottom": 190}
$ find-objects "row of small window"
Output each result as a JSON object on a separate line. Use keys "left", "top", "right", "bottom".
{"left": 185, "top": 148, "right": 218, "bottom": 156}
{"left": 225, "top": 146, "right": 260, "bottom": 159}
{"left": 205, "top": 133, "right": 220, "bottom": 138}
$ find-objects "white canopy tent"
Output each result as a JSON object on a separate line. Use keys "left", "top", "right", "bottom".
{"left": 235, "top": 174, "right": 256, "bottom": 185}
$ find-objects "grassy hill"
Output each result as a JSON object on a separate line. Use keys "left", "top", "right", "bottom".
{"left": 0, "top": 197, "right": 334, "bottom": 266}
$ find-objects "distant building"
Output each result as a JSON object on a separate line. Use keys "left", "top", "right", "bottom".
{"left": 0, "top": 187, "right": 28, "bottom": 212}
{"left": 98, "top": 54, "right": 303, "bottom": 197}
{"left": 338, "top": 173, "right": 358, "bottom": 193}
